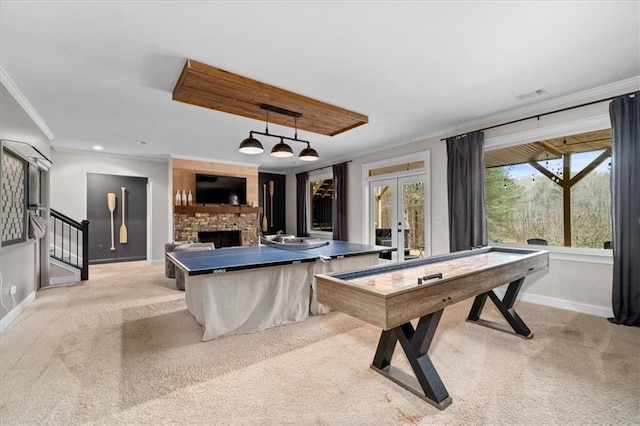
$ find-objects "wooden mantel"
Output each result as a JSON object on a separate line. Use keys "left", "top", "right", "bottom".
{"left": 174, "top": 205, "right": 262, "bottom": 214}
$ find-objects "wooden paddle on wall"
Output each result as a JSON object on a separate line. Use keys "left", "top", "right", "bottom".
{"left": 119, "top": 187, "right": 128, "bottom": 244}
{"left": 269, "top": 180, "right": 274, "bottom": 229}
{"left": 107, "top": 192, "right": 116, "bottom": 250}
{"left": 262, "top": 183, "right": 268, "bottom": 232}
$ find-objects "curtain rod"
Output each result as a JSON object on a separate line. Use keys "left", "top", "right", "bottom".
{"left": 440, "top": 90, "right": 637, "bottom": 141}
{"left": 304, "top": 160, "right": 352, "bottom": 174}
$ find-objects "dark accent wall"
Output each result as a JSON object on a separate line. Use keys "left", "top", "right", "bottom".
{"left": 87, "top": 173, "right": 147, "bottom": 264}
{"left": 258, "top": 172, "right": 286, "bottom": 234}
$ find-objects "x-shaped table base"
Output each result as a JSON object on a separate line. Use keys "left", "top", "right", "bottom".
{"left": 370, "top": 277, "right": 533, "bottom": 409}
{"left": 466, "top": 277, "right": 533, "bottom": 339}
{"left": 370, "top": 310, "right": 452, "bottom": 410}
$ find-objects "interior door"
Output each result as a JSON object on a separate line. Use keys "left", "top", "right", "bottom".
{"left": 369, "top": 175, "right": 426, "bottom": 262}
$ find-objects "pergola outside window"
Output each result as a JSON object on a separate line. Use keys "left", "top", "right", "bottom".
{"left": 485, "top": 129, "right": 612, "bottom": 249}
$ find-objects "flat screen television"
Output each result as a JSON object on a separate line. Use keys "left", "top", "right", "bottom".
{"left": 195, "top": 173, "right": 247, "bottom": 205}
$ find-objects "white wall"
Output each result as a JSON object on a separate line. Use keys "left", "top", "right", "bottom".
{"left": 1, "top": 78, "right": 51, "bottom": 329}
{"left": 50, "top": 151, "right": 171, "bottom": 263}
{"left": 516, "top": 253, "right": 612, "bottom": 317}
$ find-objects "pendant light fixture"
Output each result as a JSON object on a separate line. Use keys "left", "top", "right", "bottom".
{"left": 271, "top": 137, "right": 294, "bottom": 158}
{"left": 238, "top": 104, "right": 319, "bottom": 161}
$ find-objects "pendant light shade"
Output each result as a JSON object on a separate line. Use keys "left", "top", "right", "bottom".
{"left": 271, "top": 140, "right": 294, "bottom": 158}
{"left": 238, "top": 135, "right": 264, "bottom": 154}
{"left": 298, "top": 145, "right": 319, "bottom": 161}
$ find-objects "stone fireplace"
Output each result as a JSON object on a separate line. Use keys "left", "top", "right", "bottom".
{"left": 173, "top": 211, "right": 260, "bottom": 246}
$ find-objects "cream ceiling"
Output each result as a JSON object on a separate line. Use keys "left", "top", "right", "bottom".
{"left": 1, "top": 2, "right": 638, "bottom": 171}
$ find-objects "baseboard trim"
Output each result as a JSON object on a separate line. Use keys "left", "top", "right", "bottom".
{"left": 150, "top": 258, "right": 164, "bottom": 265}
{"left": 499, "top": 289, "right": 613, "bottom": 318}
{"left": 1, "top": 291, "right": 36, "bottom": 333}
{"left": 90, "top": 256, "right": 147, "bottom": 265}
{"left": 50, "top": 275, "right": 79, "bottom": 285}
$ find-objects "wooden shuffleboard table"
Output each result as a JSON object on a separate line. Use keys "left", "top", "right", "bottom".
{"left": 315, "top": 246, "right": 549, "bottom": 410}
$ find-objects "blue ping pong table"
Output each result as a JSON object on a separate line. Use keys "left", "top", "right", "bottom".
{"left": 166, "top": 241, "right": 391, "bottom": 341}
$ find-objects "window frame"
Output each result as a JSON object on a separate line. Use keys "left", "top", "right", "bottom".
{"left": 306, "top": 171, "right": 334, "bottom": 237}
{"left": 362, "top": 151, "right": 431, "bottom": 257}
{"left": 484, "top": 112, "right": 613, "bottom": 263}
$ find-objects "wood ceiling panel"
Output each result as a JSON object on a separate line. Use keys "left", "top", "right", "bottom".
{"left": 173, "top": 59, "right": 368, "bottom": 136}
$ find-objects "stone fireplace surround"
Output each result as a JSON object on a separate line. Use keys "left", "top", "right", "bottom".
{"left": 174, "top": 211, "right": 260, "bottom": 246}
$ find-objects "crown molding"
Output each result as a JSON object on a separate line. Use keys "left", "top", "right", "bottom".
{"left": 0, "top": 66, "right": 55, "bottom": 141}
{"left": 52, "top": 146, "right": 171, "bottom": 163}
{"left": 415, "top": 76, "right": 640, "bottom": 143}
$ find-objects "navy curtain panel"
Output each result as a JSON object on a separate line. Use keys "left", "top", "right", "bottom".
{"left": 446, "top": 131, "right": 488, "bottom": 252}
{"left": 296, "top": 172, "right": 308, "bottom": 237}
{"left": 332, "top": 162, "right": 348, "bottom": 241}
{"left": 609, "top": 91, "right": 640, "bottom": 326}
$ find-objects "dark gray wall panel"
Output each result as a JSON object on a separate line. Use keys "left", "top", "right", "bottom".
{"left": 87, "top": 173, "right": 147, "bottom": 264}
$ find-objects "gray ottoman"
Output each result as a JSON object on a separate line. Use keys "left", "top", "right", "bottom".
{"left": 165, "top": 241, "right": 192, "bottom": 278}
{"left": 173, "top": 242, "right": 215, "bottom": 291}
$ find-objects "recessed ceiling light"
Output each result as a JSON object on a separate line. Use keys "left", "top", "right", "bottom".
{"left": 93, "top": 145, "right": 104, "bottom": 150}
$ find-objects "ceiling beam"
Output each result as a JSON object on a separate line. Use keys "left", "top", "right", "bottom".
{"left": 173, "top": 59, "right": 368, "bottom": 136}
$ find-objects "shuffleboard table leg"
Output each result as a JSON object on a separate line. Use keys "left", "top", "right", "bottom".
{"left": 466, "top": 277, "right": 533, "bottom": 339}
{"left": 370, "top": 309, "right": 452, "bottom": 410}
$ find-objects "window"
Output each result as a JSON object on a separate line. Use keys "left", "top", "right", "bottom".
{"left": 485, "top": 129, "right": 612, "bottom": 249}
{"left": 308, "top": 174, "right": 333, "bottom": 233}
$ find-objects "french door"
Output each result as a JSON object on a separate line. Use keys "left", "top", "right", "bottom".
{"left": 369, "top": 175, "right": 426, "bottom": 262}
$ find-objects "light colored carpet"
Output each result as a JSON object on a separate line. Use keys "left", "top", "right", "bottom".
{"left": 1, "top": 261, "right": 638, "bottom": 425}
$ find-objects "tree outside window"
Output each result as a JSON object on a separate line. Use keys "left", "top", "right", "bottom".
{"left": 485, "top": 129, "right": 612, "bottom": 249}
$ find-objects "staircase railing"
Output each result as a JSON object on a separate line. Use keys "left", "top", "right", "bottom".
{"left": 50, "top": 209, "right": 90, "bottom": 281}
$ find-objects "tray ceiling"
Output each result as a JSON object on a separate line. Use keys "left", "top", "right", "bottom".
{"left": 172, "top": 59, "right": 368, "bottom": 137}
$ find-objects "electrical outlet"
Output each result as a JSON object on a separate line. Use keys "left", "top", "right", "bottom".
{"left": 9, "top": 286, "right": 17, "bottom": 295}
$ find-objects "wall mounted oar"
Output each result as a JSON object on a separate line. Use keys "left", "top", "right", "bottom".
{"left": 269, "top": 180, "right": 275, "bottom": 229}
{"left": 107, "top": 192, "right": 116, "bottom": 250}
{"left": 262, "top": 183, "right": 268, "bottom": 232}
{"left": 119, "top": 187, "right": 128, "bottom": 244}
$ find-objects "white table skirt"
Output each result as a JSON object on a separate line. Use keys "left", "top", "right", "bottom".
{"left": 310, "top": 253, "right": 380, "bottom": 315}
{"left": 185, "top": 262, "right": 313, "bottom": 341}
